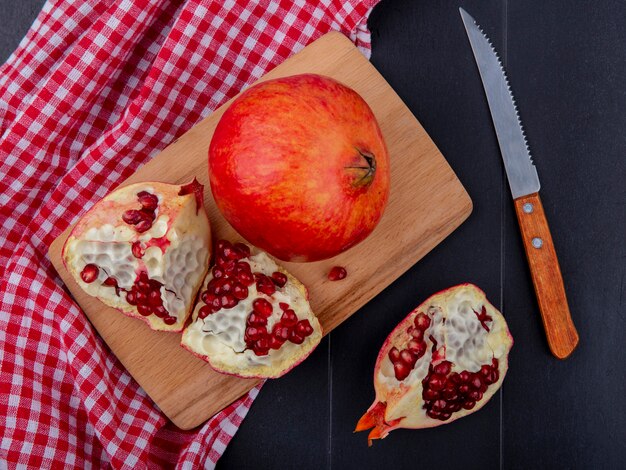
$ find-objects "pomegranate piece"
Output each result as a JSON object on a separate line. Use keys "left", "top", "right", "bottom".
{"left": 355, "top": 284, "right": 513, "bottom": 445}
{"left": 62, "top": 180, "right": 211, "bottom": 332}
{"left": 328, "top": 266, "right": 347, "bottom": 281}
{"left": 181, "top": 240, "right": 323, "bottom": 378}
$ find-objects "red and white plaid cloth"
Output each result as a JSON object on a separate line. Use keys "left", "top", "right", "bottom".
{"left": 0, "top": 0, "right": 379, "bottom": 467}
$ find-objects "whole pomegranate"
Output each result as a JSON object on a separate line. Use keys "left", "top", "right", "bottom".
{"left": 62, "top": 180, "right": 211, "bottom": 332}
{"left": 356, "top": 284, "right": 513, "bottom": 444}
{"left": 181, "top": 239, "right": 323, "bottom": 378}
{"left": 209, "top": 74, "right": 390, "bottom": 262}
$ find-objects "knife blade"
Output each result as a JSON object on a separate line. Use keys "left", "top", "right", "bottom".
{"left": 460, "top": 8, "right": 579, "bottom": 359}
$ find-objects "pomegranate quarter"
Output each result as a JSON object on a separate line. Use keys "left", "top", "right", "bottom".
{"left": 181, "top": 240, "right": 323, "bottom": 378}
{"left": 62, "top": 180, "right": 211, "bottom": 332}
{"left": 209, "top": 74, "right": 390, "bottom": 262}
{"left": 356, "top": 284, "right": 513, "bottom": 444}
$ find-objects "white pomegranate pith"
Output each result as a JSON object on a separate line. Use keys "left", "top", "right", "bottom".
{"left": 356, "top": 284, "right": 513, "bottom": 444}
{"left": 181, "top": 240, "right": 323, "bottom": 378}
{"left": 62, "top": 180, "right": 211, "bottom": 332}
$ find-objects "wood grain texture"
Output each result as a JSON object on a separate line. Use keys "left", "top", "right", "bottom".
{"left": 514, "top": 193, "right": 579, "bottom": 359}
{"left": 47, "top": 32, "right": 472, "bottom": 429}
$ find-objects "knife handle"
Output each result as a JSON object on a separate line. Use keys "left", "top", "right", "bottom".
{"left": 513, "top": 193, "right": 579, "bottom": 359}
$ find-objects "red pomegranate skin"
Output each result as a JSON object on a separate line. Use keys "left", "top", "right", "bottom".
{"left": 209, "top": 74, "right": 390, "bottom": 262}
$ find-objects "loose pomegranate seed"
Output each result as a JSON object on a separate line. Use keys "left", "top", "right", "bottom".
{"left": 328, "top": 266, "right": 347, "bottom": 281}
{"left": 153, "top": 306, "right": 168, "bottom": 318}
{"left": 252, "top": 298, "right": 273, "bottom": 318}
{"left": 198, "top": 305, "right": 214, "bottom": 319}
{"left": 247, "top": 312, "right": 267, "bottom": 327}
{"left": 393, "top": 362, "right": 411, "bottom": 381}
{"left": 233, "top": 283, "right": 249, "bottom": 300}
{"left": 414, "top": 312, "right": 431, "bottom": 330}
{"left": 103, "top": 277, "right": 118, "bottom": 287}
{"left": 137, "top": 191, "right": 158, "bottom": 211}
{"left": 295, "top": 319, "right": 313, "bottom": 337}
{"left": 163, "top": 316, "right": 177, "bottom": 325}
{"left": 137, "top": 304, "right": 152, "bottom": 316}
{"left": 388, "top": 347, "right": 401, "bottom": 363}
{"left": 281, "top": 309, "right": 298, "bottom": 326}
{"left": 212, "top": 266, "right": 225, "bottom": 279}
{"left": 434, "top": 361, "right": 452, "bottom": 376}
{"left": 279, "top": 302, "right": 290, "bottom": 311}
{"left": 289, "top": 330, "right": 305, "bottom": 345}
{"left": 126, "top": 291, "right": 137, "bottom": 305}
{"left": 271, "top": 271, "right": 288, "bottom": 288}
{"left": 122, "top": 210, "right": 142, "bottom": 225}
{"left": 148, "top": 290, "right": 162, "bottom": 306}
{"left": 80, "top": 264, "right": 99, "bottom": 283}
{"left": 400, "top": 349, "right": 417, "bottom": 367}
{"left": 255, "top": 275, "right": 276, "bottom": 296}
{"left": 234, "top": 242, "right": 250, "bottom": 258}
{"left": 220, "top": 294, "right": 238, "bottom": 309}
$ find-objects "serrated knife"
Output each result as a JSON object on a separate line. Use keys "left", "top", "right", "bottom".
{"left": 460, "top": 8, "right": 579, "bottom": 359}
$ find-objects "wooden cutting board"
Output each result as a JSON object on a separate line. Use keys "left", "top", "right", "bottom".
{"left": 48, "top": 32, "right": 472, "bottom": 430}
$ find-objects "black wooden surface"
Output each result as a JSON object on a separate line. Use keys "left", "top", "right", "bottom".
{"left": 2, "top": 1, "right": 624, "bottom": 469}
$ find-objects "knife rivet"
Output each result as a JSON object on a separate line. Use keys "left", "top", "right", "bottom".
{"left": 532, "top": 237, "right": 543, "bottom": 249}
{"left": 523, "top": 203, "right": 534, "bottom": 213}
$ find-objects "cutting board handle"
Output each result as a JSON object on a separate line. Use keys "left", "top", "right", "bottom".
{"left": 513, "top": 193, "right": 579, "bottom": 359}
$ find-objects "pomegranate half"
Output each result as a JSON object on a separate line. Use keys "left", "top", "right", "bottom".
{"left": 181, "top": 240, "right": 323, "bottom": 378}
{"left": 62, "top": 180, "right": 211, "bottom": 332}
{"left": 209, "top": 73, "right": 390, "bottom": 262}
{"left": 356, "top": 284, "right": 513, "bottom": 444}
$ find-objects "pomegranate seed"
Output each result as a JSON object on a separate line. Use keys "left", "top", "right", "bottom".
{"left": 252, "top": 298, "right": 273, "bottom": 317}
{"left": 480, "top": 364, "right": 492, "bottom": 377}
{"left": 487, "top": 370, "right": 499, "bottom": 384}
{"left": 269, "top": 336, "right": 284, "bottom": 350}
{"left": 237, "top": 271, "right": 254, "bottom": 286}
{"left": 443, "top": 389, "right": 458, "bottom": 401}
{"left": 279, "top": 302, "right": 290, "bottom": 311}
{"left": 434, "top": 361, "right": 452, "bottom": 376}
{"left": 218, "top": 279, "right": 233, "bottom": 294}
{"left": 281, "top": 309, "right": 298, "bottom": 326}
{"left": 449, "top": 372, "right": 461, "bottom": 383}
{"left": 470, "top": 375, "right": 483, "bottom": 390}
{"left": 427, "top": 410, "right": 441, "bottom": 420}
{"left": 220, "top": 294, "right": 238, "bottom": 309}
{"left": 393, "top": 362, "right": 410, "bottom": 381}
{"left": 273, "top": 324, "right": 291, "bottom": 341}
{"left": 428, "top": 374, "right": 446, "bottom": 391}
{"left": 137, "top": 191, "right": 158, "bottom": 211}
{"left": 215, "top": 240, "right": 229, "bottom": 252}
{"left": 247, "top": 312, "right": 267, "bottom": 327}
{"left": 414, "top": 312, "right": 431, "bottom": 330}
{"left": 388, "top": 347, "right": 401, "bottom": 363}
{"left": 236, "top": 261, "right": 252, "bottom": 274}
{"left": 207, "top": 295, "right": 221, "bottom": 311}
{"left": 245, "top": 326, "right": 266, "bottom": 341}
{"left": 449, "top": 403, "right": 462, "bottom": 412}
{"left": 137, "top": 304, "right": 152, "bottom": 316}
{"left": 233, "top": 283, "right": 248, "bottom": 300}
{"left": 400, "top": 349, "right": 417, "bottom": 367}
{"left": 289, "top": 330, "right": 305, "bottom": 344}
{"left": 256, "top": 275, "right": 276, "bottom": 296}
{"left": 122, "top": 209, "right": 142, "bottom": 225}
{"left": 234, "top": 242, "right": 251, "bottom": 258}
{"left": 407, "top": 340, "right": 426, "bottom": 358}
{"left": 409, "top": 327, "right": 424, "bottom": 340}
{"left": 432, "top": 399, "right": 447, "bottom": 411}
{"left": 458, "top": 384, "right": 470, "bottom": 394}
{"left": 222, "top": 245, "right": 240, "bottom": 260}
{"left": 328, "top": 266, "right": 347, "bottom": 281}
{"left": 254, "top": 337, "right": 270, "bottom": 356}
{"left": 271, "top": 271, "right": 288, "bottom": 287}
{"left": 131, "top": 241, "right": 144, "bottom": 258}
{"left": 80, "top": 264, "right": 99, "bottom": 283}
{"left": 423, "top": 388, "right": 439, "bottom": 400}
{"left": 462, "top": 400, "right": 476, "bottom": 410}
{"left": 136, "top": 291, "right": 147, "bottom": 304}
{"left": 198, "top": 305, "right": 214, "bottom": 319}
{"left": 468, "top": 390, "right": 483, "bottom": 401}
{"left": 223, "top": 261, "right": 237, "bottom": 277}
{"left": 459, "top": 371, "right": 471, "bottom": 383}
{"left": 492, "top": 358, "right": 499, "bottom": 368}
{"left": 163, "top": 316, "right": 177, "bottom": 325}
{"left": 153, "top": 305, "right": 168, "bottom": 318}
{"left": 135, "top": 220, "right": 152, "bottom": 233}
{"left": 103, "top": 277, "right": 118, "bottom": 287}
{"left": 295, "top": 319, "right": 313, "bottom": 337}
{"left": 126, "top": 291, "right": 137, "bottom": 305}
{"left": 212, "top": 266, "right": 225, "bottom": 279}
{"left": 148, "top": 290, "right": 162, "bottom": 306}
{"left": 439, "top": 413, "right": 452, "bottom": 421}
